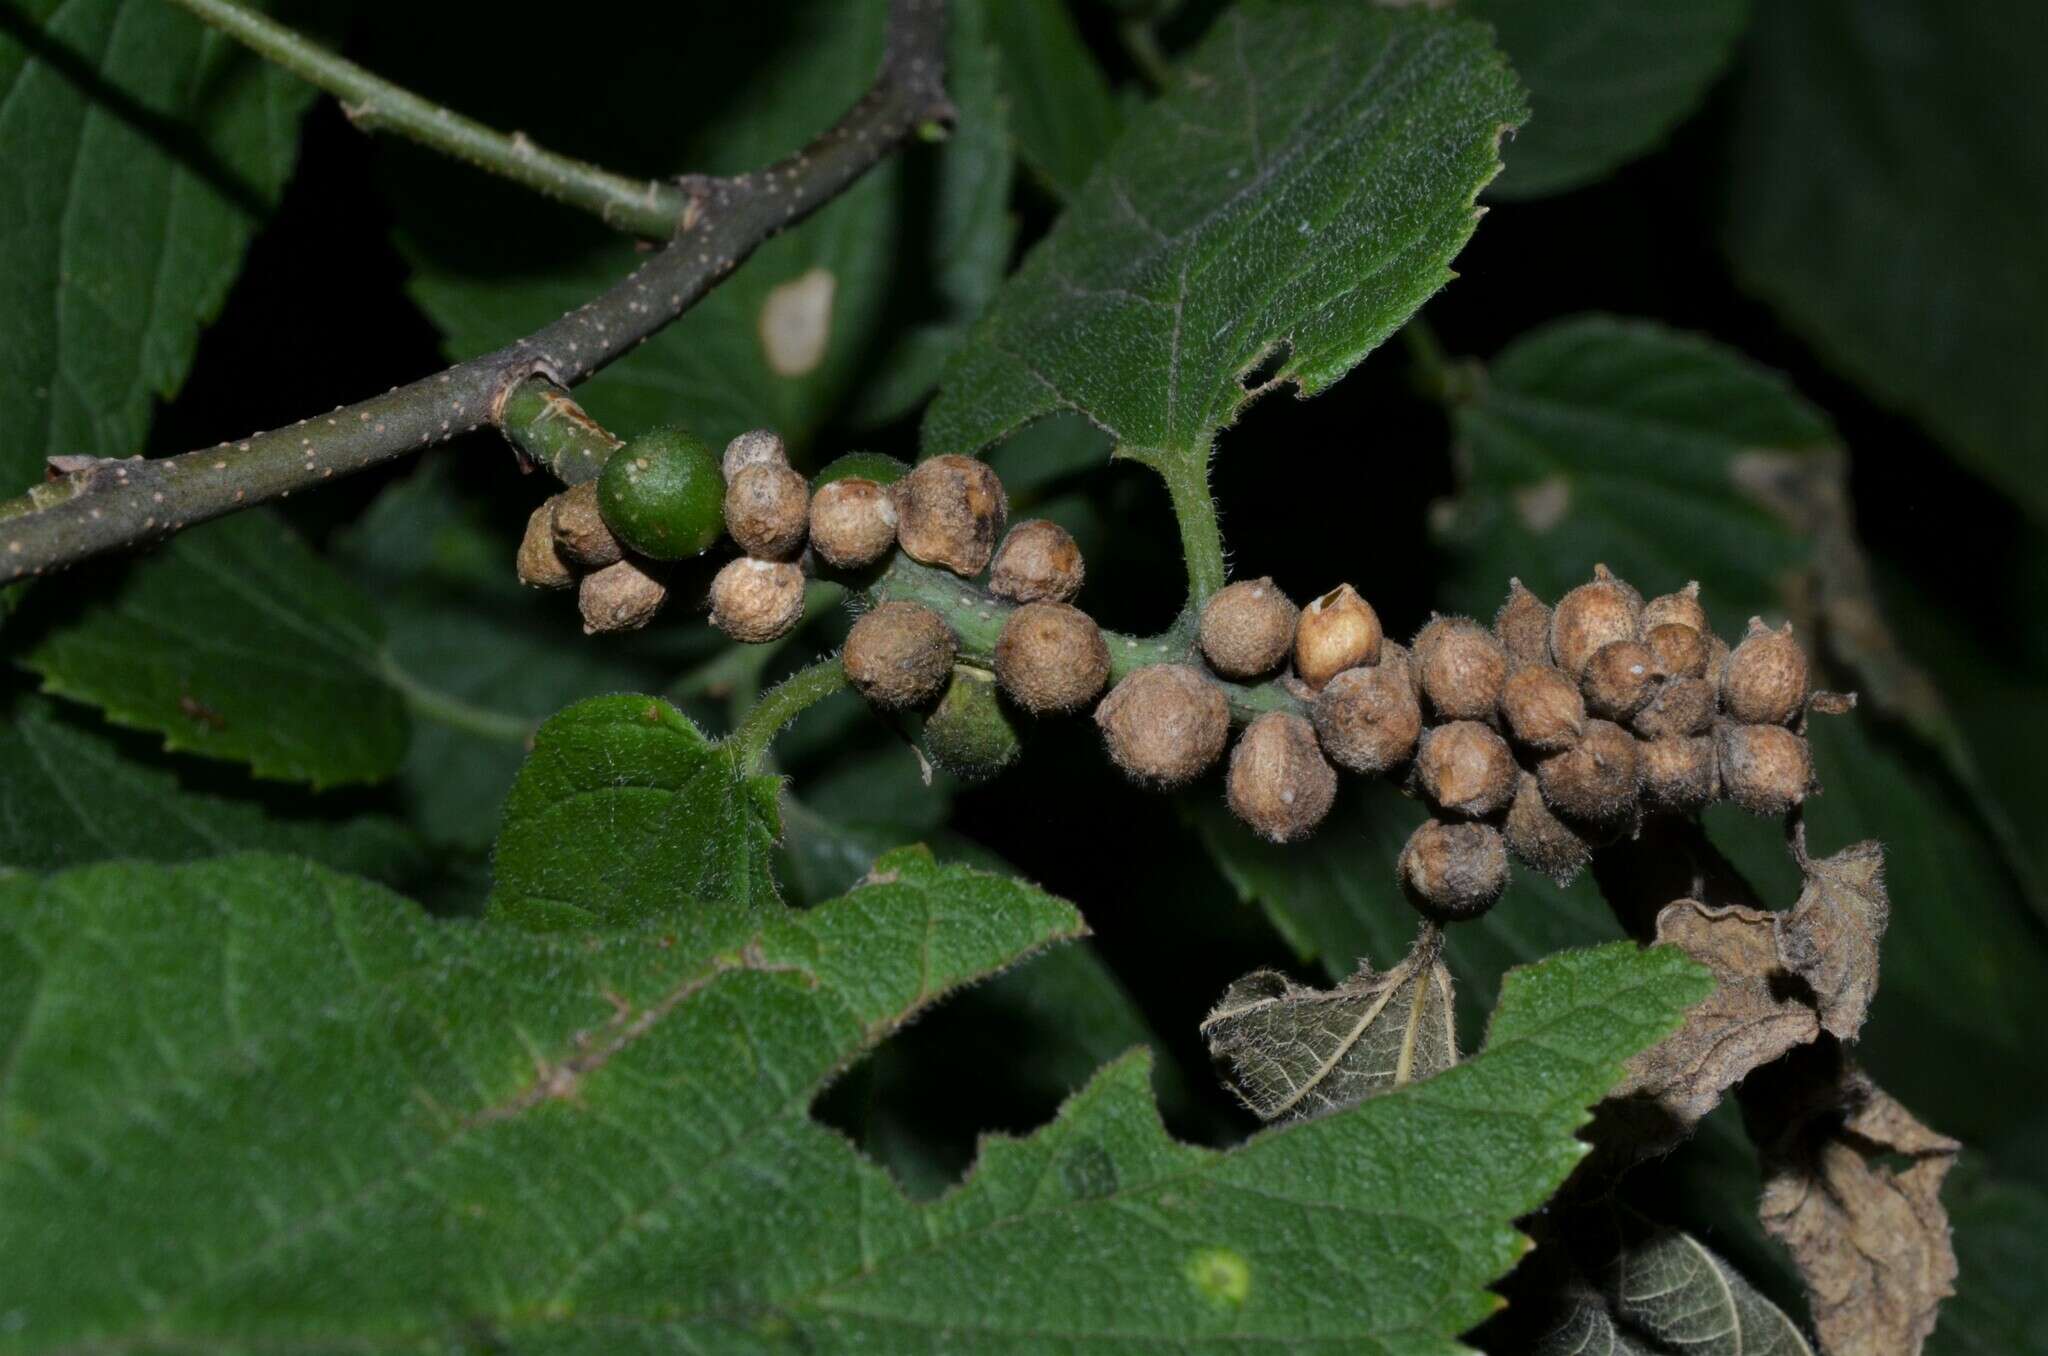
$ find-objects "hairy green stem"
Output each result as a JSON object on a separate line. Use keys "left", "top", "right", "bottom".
{"left": 715, "top": 554, "right": 1308, "bottom": 771}
{"left": 1122, "top": 447, "right": 1228, "bottom": 609}
{"left": 1, "top": 0, "right": 952, "bottom": 586}
{"left": 726, "top": 657, "right": 851, "bottom": 774}
{"left": 670, "top": 583, "right": 845, "bottom": 717}
{"left": 866, "top": 558, "right": 1300, "bottom": 724}
{"left": 169, "top": 0, "right": 689, "bottom": 237}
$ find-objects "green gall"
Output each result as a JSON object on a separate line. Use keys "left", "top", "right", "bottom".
{"left": 921, "top": 666, "right": 1021, "bottom": 782}
{"left": 596, "top": 426, "right": 724, "bottom": 560}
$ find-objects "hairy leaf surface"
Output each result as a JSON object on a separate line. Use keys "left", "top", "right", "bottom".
{"left": 1203, "top": 926, "right": 1458, "bottom": 1121}
{"left": 0, "top": 0, "right": 314, "bottom": 493}
{"left": 1537, "top": 1230, "right": 1812, "bottom": 1355}
{"left": 489, "top": 694, "right": 782, "bottom": 936}
{"left": 1473, "top": 0, "right": 1751, "bottom": 198}
{"left": 0, "top": 868, "right": 1706, "bottom": 1353}
{"left": 18, "top": 512, "right": 408, "bottom": 787}
{"left": 1608, "top": 1229, "right": 1812, "bottom": 1354}
{"left": 925, "top": 2, "right": 1525, "bottom": 472}
{"left": 1435, "top": 315, "right": 1827, "bottom": 612}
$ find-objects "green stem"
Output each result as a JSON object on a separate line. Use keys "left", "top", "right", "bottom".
{"left": 668, "top": 583, "right": 845, "bottom": 717}
{"left": 867, "top": 558, "right": 1300, "bottom": 725}
{"left": 726, "top": 658, "right": 851, "bottom": 775}
{"left": 169, "top": 0, "right": 689, "bottom": 238}
{"left": 717, "top": 555, "right": 1306, "bottom": 772}
{"left": 1125, "top": 448, "right": 1227, "bottom": 610}
{"left": 377, "top": 652, "right": 532, "bottom": 744}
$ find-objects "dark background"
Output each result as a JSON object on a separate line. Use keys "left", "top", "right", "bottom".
{"left": 46, "top": 20, "right": 2025, "bottom": 1345}
{"left": 147, "top": 48, "right": 2035, "bottom": 1140}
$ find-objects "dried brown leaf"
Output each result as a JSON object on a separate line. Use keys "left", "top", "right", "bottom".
{"left": 1777, "top": 837, "right": 1888, "bottom": 1041}
{"left": 1607, "top": 899, "right": 1820, "bottom": 1146}
{"left": 1201, "top": 925, "right": 1457, "bottom": 1122}
{"left": 1747, "top": 1049, "right": 1959, "bottom": 1356}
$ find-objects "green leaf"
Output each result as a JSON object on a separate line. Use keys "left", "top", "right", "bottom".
{"left": 0, "top": 0, "right": 315, "bottom": 492}
{"left": 1472, "top": 0, "right": 1752, "bottom": 199}
{"left": 17, "top": 512, "right": 408, "bottom": 787}
{"left": 0, "top": 852, "right": 1704, "bottom": 1351}
{"left": 985, "top": 0, "right": 1123, "bottom": 200}
{"left": 923, "top": 2, "right": 1525, "bottom": 475}
{"left": 1723, "top": 0, "right": 2048, "bottom": 522}
{"left": 778, "top": 785, "right": 1217, "bottom": 1192}
{"left": 488, "top": 694, "right": 782, "bottom": 935}
{"left": 0, "top": 848, "right": 1080, "bottom": 1350}
{"left": 384, "top": 0, "right": 1009, "bottom": 454}
{"left": 1433, "top": 315, "right": 1828, "bottom": 617}
{"left": 0, "top": 692, "right": 423, "bottom": 881}
{"left": 829, "top": 925, "right": 1217, "bottom": 1199}
{"left": 1873, "top": 564, "right": 2048, "bottom": 934}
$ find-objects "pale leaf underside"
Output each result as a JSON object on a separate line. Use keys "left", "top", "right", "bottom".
{"left": 1609, "top": 1229, "right": 1815, "bottom": 1355}
{"left": 1202, "top": 926, "right": 1458, "bottom": 1121}
{"left": 1538, "top": 1229, "right": 1813, "bottom": 1356}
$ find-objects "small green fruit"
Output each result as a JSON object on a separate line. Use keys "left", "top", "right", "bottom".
{"left": 922, "top": 666, "right": 1021, "bottom": 781}
{"left": 597, "top": 426, "right": 724, "bottom": 560}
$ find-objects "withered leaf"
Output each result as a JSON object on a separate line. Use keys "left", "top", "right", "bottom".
{"left": 1201, "top": 925, "right": 1456, "bottom": 1122}
{"left": 1750, "top": 1054, "right": 1959, "bottom": 1356}
{"left": 1608, "top": 1228, "right": 1815, "bottom": 1355}
{"left": 1776, "top": 837, "right": 1888, "bottom": 1041}
{"left": 1607, "top": 900, "right": 1820, "bottom": 1146}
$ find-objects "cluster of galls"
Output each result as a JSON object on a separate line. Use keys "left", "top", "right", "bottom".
{"left": 857, "top": 548, "right": 1829, "bottom": 929}
{"left": 520, "top": 432, "right": 1835, "bottom": 932}
{"left": 1390, "top": 568, "right": 1826, "bottom": 922}
{"left": 518, "top": 425, "right": 908, "bottom": 639}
